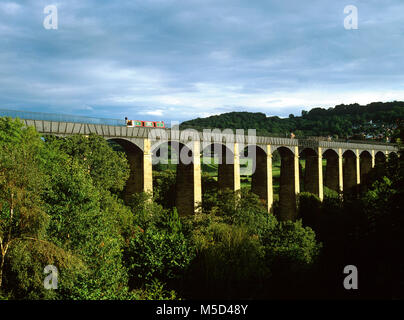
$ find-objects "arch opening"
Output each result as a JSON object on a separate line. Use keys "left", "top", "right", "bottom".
{"left": 299, "top": 148, "right": 320, "bottom": 196}
{"left": 360, "top": 151, "right": 372, "bottom": 187}
{"left": 108, "top": 138, "right": 146, "bottom": 204}
{"left": 152, "top": 141, "right": 199, "bottom": 216}
{"left": 238, "top": 145, "right": 270, "bottom": 210}
{"left": 323, "top": 149, "right": 339, "bottom": 194}
{"left": 201, "top": 143, "right": 236, "bottom": 192}
{"left": 375, "top": 151, "right": 386, "bottom": 165}
{"left": 196, "top": 143, "right": 238, "bottom": 213}
{"left": 276, "top": 147, "right": 298, "bottom": 221}
{"left": 343, "top": 150, "right": 358, "bottom": 192}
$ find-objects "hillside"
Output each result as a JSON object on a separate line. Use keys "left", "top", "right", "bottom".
{"left": 180, "top": 101, "right": 404, "bottom": 141}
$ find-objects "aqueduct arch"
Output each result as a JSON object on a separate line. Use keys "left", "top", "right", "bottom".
{"left": 108, "top": 138, "right": 152, "bottom": 203}
{"left": 360, "top": 151, "right": 372, "bottom": 186}
{"left": 375, "top": 151, "right": 387, "bottom": 165}
{"left": 153, "top": 140, "right": 201, "bottom": 216}
{"left": 201, "top": 142, "right": 240, "bottom": 192}
{"left": 250, "top": 145, "right": 270, "bottom": 207}
{"left": 323, "top": 149, "right": 340, "bottom": 193}
{"left": 299, "top": 147, "right": 321, "bottom": 196}
{"left": 239, "top": 144, "right": 272, "bottom": 211}
{"left": 343, "top": 150, "right": 359, "bottom": 192}
{"left": 217, "top": 144, "right": 239, "bottom": 192}
{"left": 276, "top": 146, "right": 299, "bottom": 221}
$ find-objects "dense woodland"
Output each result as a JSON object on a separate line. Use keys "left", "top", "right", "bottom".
{"left": 180, "top": 101, "right": 404, "bottom": 141}
{"left": 0, "top": 111, "right": 403, "bottom": 300}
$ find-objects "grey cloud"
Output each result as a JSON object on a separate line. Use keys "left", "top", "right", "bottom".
{"left": 0, "top": 0, "right": 403, "bottom": 122}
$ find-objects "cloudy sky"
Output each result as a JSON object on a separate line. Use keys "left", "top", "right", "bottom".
{"left": 0, "top": 0, "right": 403, "bottom": 122}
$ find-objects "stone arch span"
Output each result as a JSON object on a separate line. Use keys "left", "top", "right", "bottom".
{"left": 108, "top": 138, "right": 152, "bottom": 203}
{"left": 277, "top": 146, "right": 299, "bottom": 221}
{"left": 152, "top": 141, "right": 201, "bottom": 216}
{"left": 342, "top": 149, "right": 358, "bottom": 192}
{"left": 323, "top": 149, "right": 340, "bottom": 193}
{"left": 202, "top": 143, "right": 239, "bottom": 192}
{"left": 360, "top": 150, "right": 372, "bottom": 186}
{"left": 240, "top": 144, "right": 272, "bottom": 211}
{"left": 375, "top": 151, "right": 386, "bottom": 164}
{"left": 299, "top": 147, "right": 320, "bottom": 196}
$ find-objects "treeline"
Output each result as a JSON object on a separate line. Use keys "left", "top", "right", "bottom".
{"left": 180, "top": 101, "right": 404, "bottom": 140}
{"left": 0, "top": 116, "right": 403, "bottom": 300}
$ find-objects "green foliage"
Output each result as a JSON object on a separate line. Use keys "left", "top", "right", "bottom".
{"left": 42, "top": 137, "right": 132, "bottom": 299}
{"left": 297, "top": 192, "right": 322, "bottom": 228}
{"left": 126, "top": 225, "right": 194, "bottom": 285}
{"left": 45, "top": 134, "right": 130, "bottom": 194}
{"left": 126, "top": 192, "right": 168, "bottom": 230}
{"left": 133, "top": 279, "right": 178, "bottom": 300}
{"left": 323, "top": 186, "right": 339, "bottom": 198}
{"left": 181, "top": 188, "right": 321, "bottom": 299}
{"left": 5, "top": 239, "right": 84, "bottom": 299}
{"left": 202, "top": 223, "right": 265, "bottom": 283}
{"left": 0, "top": 118, "right": 134, "bottom": 299}
{"left": 125, "top": 196, "right": 194, "bottom": 290}
{"left": 152, "top": 170, "right": 176, "bottom": 209}
{"left": 213, "top": 189, "right": 277, "bottom": 237}
{"left": 0, "top": 117, "right": 51, "bottom": 293}
{"left": 183, "top": 213, "right": 267, "bottom": 299}
{"left": 0, "top": 290, "right": 10, "bottom": 300}
{"left": 262, "top": 220, "right": 321, "bottom": 269}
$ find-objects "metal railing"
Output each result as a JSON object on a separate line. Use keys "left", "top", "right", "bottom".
{"left": 0, "top": 109, "right": 125, "bottom": 126}
{"left": 297, "top": 136, "right": 396, "bottom": 146}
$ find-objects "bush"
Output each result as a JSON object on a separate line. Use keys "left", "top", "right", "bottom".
{"left": 184, "top": 214, "right": 268, "bottom": 299}
{"left": 133, "top": 279, "right": 178, "bottom": 300}
{"left": 262, "top": 219, "right": 322, "bottom": 271}
{"left": 126, "top": 207, "right": 194, "bottom": 288}
{"left": 199, "top": 188, "right": 275, "bottom": 237}
{"left": 297, "top": 192, "right": 322, "bottom": 228}
{"left": 152, "top": 170, "right": 176, "bottom": 209}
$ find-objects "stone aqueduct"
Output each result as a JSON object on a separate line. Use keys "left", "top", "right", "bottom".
{"left": 21, "top": 118, "right": 399, "bottom": 220}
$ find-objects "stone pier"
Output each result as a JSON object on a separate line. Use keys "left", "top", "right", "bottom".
{"left": 251, "top": 145, "right": 273, "bottom": 212}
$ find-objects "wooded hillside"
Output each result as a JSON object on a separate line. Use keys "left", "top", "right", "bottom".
{"left": 180, "top": 101, "right": 404, "bottom": 141}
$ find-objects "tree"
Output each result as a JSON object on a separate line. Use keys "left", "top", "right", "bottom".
{"left": 45, "top": 134, "right": 130, "bottom": 194}
{"left": 125, "top": 194, "right": 194, "bottom": 289}
{"left": 0, "top": 118, "right": 48, "bottom": 289}
{"left": 0, "top": 118, "right": 81, "bottom": 299}
{"left": 42, "top": 136, "right": 132, "bottom": 299}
